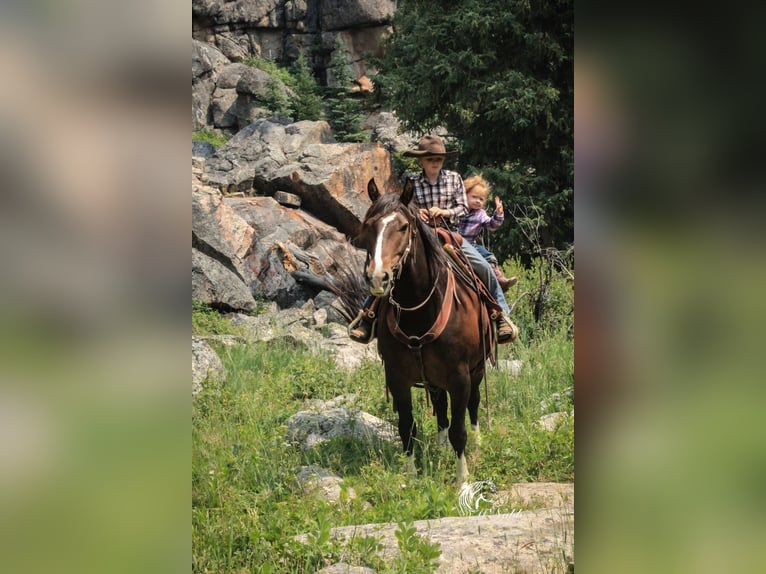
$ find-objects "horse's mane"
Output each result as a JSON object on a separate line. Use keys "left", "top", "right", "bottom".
{"left": 364, "top": 193, "right": 450, "bottom": 280}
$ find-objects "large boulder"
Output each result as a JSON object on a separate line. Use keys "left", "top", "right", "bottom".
{"left": 223, "top": 193, "right": 363, "bottom": 307}
{"left": 205, "top": 117, "right": 397, "bottom": 236}
{"left": 192, "top": 1, "right": 395, "bottom": 82}
{"left": 286, "top": 407, "right": 398, "bottom": 450}
{"left": 320, "top": 0, "right": 396, "bottom": 31}
{"left": 192, "top": 183, "right": 255, "bottom": 279}
{"left": 192, "top": 248, "right": 258, "bottom": 312}
{"left": 192, "top": 39, "right": 232, "bottom": 130}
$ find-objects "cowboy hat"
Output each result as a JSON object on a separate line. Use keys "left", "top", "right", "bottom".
{"left": 403, "top": 135, "right": 458, "bottom": 157}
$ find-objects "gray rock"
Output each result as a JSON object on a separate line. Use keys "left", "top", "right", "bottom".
{"left": 205, "top": 117, "right": 397, "bottom": 236}
{"left": 538, "top": 412, "right": 570, "bottom": 432}
{"left": 315, "top": 564, "right": 376, "bottom": 574}
{"left": 193, "top": 140, "right": 217, "bottom": 158}
{"left": 320, "top": 0, "right": 396, "bottom": 30}
{"left": 286, "top": 407, "right": 397, "bottom": 450}
{"left": 192, "top": 249, "right": 257, "bottom": 312}
{"left": 304, "top": 505, "right": 574, "bottom": 574}
{"left": 297, "top": 465, "right": 356, "bottom": 504}
{"left": 192, "top": 336, "right": 226, "bottom": 395}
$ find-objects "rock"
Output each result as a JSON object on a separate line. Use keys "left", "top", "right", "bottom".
{"left": 205, "top": 116, "right": 397, "bottom": 236}
{"left": 273, "top": 190, "right": 302, "bottom": 207}
{"left": 227, "top": 309, "right": 315, "bottom": 346}
{"left": 318, "top": 323, "right": 379, "bottom": 371}
{"left": 223, "top": 194, "right": 364, "bottom": 309}
{"left": 192, "top": 39, "right": 231, "bottom": 130}
{"left": 320, "top": 0, "right": 396, "bottom": 31}
{"left": 315, "top": 564, "right": 376, "bottom": 574}
{"left": 192, "top": 140, "right": 217, "bottom": 158}
{"left": 304, "top": 503, "right": 574, "bottom": 574}
{"left": 538, "top": 412, "right": 570, "bottom": 432}
{"left": 192, "top": 336, "right": 226, "bottom": 394}
{"left": 286, "top": 407, "right": 397, "bottom": 450}
{"left": 297, "top": 465, "right": 356, "bottom": 504}
{"left": 192, "top": 248, "right": 257, "bottom": 312}
{"left": 365, "top": 110, "right": 417, "bottom": 153}
{"left": 192, "top": 183, "right": 255, "bottom": 280}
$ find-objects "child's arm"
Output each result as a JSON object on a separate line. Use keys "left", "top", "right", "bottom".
{"left": 484, "top": 196, "right": 505, "bottom": 232}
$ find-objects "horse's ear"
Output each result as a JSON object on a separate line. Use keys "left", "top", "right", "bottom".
{"left": 400, "top": 178, "right": 414, "bottom": 206}
{"left": 367, "top": 178, "right": 380, "bottom": 202}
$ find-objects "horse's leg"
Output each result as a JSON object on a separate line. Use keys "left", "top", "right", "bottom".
{"left": 429, "top": 388, "right": 450, "bottom": 446}
{"left": 468, "top": 366, "right": 484, "bottom": 444}
{"left": 391, "top": 388, "right": 417, "bottom": 475}
{"left": 448, "top": 384, "right": 470, "bottom": 487}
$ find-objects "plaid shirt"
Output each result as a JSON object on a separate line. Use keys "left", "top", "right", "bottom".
{"left": 457, "top": 208, "right": 505, "bottom": 246}
{"left": 408, "top": 169, "right": 468, "bottom": 226}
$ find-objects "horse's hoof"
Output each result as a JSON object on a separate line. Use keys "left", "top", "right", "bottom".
{"left": 456, "top": 454, "right": 469, "bottom": 486}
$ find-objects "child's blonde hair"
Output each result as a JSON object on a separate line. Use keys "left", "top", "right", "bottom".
{"left": 464, "top": 174, "right": 490, "bottom": 198}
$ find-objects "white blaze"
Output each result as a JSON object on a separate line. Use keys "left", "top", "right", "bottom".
{"left": 372, "top": 213, "right": 398, "bottom": 276}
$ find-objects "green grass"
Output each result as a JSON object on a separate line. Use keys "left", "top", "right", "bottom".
{"left": 192, "top": 300, "right": 573, "bottom": 573}
{"left": 192, "top": 128, "right": 229, "bottom": 149}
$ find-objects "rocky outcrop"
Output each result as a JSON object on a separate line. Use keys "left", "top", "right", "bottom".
{"left": 205, "top": 116, "right": 398, "bottom": 236}
{"left": 298, "top": 482, "right": 575, "bottom": 574}
{"left": 193, "top": 120, "right": 387, "bottom": 312}
{"left": 192, "top": 0, "right": 395, "bottom": 77}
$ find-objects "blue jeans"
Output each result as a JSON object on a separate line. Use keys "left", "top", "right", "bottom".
{"left": 474, "top": 244, "right": 498, "bottom": 266}
{"left": 461, "top": 241, "right": 510, "bottom": 315}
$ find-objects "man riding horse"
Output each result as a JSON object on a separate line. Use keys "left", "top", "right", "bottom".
{"left": 349, "top": 134, "right": 519, "bottom": 345}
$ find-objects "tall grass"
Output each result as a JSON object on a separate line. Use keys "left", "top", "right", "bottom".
{"left": 192, "top": 262, "right": 573, "bottom": 573}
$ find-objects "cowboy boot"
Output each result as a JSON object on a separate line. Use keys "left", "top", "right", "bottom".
{"left": 348, "top": 296, "right": 378, "bottom": 343}
{"left": 496, "top": 312, "right": 520, "bottom": 344}
{"left": 492, "top": 265, "right": 518, "bottom": 291}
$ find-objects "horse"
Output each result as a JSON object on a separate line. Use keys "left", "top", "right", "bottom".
{"left": 356, "top": 177, "right": 494, "bottom": 486}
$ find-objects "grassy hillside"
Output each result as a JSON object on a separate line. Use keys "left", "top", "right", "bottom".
{"left": 192, "top": 260, "right": 573, "bottom": 573}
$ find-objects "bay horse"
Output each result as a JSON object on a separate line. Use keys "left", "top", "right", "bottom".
{"left": 356, "top": 178, "right": 494, "bottom": 486}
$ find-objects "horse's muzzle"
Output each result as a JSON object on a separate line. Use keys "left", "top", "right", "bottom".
{"left": 366, "top": 268, "right": 391, "bottom": 297}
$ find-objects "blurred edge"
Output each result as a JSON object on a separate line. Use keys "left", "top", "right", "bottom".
{"left": 3, "top": 1, "right": 766, "bottom": 573}
{"left": 0, "top": 2, "right": 190, "bottom": 573}
{"left": 576, "top": 4, "right": 766, "bottom": 573}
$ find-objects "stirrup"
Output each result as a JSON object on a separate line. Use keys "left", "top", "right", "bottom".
{"left": 348, "top": 311, "right": 376, "bottom": 344}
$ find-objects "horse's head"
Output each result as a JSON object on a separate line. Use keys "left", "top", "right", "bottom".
{"left": 357, "top": 178, "right": 417, "bottom": 297}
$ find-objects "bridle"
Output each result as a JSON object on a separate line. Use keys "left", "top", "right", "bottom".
{"left": 366, "top": 207, "right": 455, "bottom": 349}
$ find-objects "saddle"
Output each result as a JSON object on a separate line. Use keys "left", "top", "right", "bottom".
{"left": 435, "top": 228, "right": 503, "bottom": 316}
{"left": 434, "top": 227, "right": 500, "bottom": 360}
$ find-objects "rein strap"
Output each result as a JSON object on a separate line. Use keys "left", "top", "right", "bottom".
{"left": 386, "top": 269, "right": 456, "bottom": 349}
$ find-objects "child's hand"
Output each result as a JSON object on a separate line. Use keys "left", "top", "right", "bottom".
{"left": 494, "top": 196, "right": 504, "bottom": 214}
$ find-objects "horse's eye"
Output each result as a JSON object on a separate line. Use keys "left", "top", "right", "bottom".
{"left": 398, "top": 222, "right": 408, "bottom": 233}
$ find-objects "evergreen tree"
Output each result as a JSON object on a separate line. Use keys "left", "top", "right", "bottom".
{"left": 289, "top": 54, "right": 324, "bottom": 121}
{"left": 262, "top": 77, "right": 292, "bottom": 117}
{"left": 325, "top": 36, "right": 367, "bottom": 143}
{"left": 373, "top": 0, "right": 573, "bottom": 261}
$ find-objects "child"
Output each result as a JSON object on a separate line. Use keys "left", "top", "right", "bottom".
{"left": 457, "top": 174, "right": 517, "bottom": 290}
{"left": 349, "top": 135, "right": 518, "bottom": 344}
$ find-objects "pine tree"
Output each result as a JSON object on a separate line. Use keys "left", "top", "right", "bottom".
{"left": 373, "top": 0, "right": 573, "bottom": 260}
{"left": 325, "top": 36, "right": 367, "bottom": 143}
{"left": 289, "top": 54, "right": 324, "bottom": 121}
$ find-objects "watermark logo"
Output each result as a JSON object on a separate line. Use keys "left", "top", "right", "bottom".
{"left": 457, "top": 479, "right": 497, "bottom": 516}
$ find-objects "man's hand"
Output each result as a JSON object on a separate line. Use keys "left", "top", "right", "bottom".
{"left": 418, "top": 207, "right": 449, "bottom": 222}
{"left": 428, "top": 206, "right": 449, "bottom": 218}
